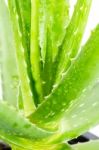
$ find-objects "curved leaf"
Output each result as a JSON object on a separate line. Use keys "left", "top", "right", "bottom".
{"left": 0, "top": 101, "right": 53, "bottom": 140}
{"left": 51, "top": 0, "right": 92, "bottom": 89}
{"left": 14, "top": 0, "right": 40, "bottom": 106}
{"left": 0, "top": 0, "right": 19, "bottom": 106}
{"left": 8, "top": 0, "right": 36, "bottom": 116}
{"left": 30, "top": 25, "right": 99, "bottom": 132}
{"left": 41, "top": 0, "right": 69, "bottom": 96}
{"left": 39, "top": 0, "right": 69, "bottom": 63}
{"left": 0, "top": 130, "right": 72, "bottom": 150}
{"left": 31, "top": 0, "right": 43, "bottom": 104}
{"left": 54, "top": 82, "right": 99, "bottom": 142}
{"left": 0, "top": 136, "right": 72, "bottom": 150}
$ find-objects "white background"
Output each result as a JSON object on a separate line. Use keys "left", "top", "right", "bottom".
{"left": 0, "top": 0, "right": 99, "bottom": 137}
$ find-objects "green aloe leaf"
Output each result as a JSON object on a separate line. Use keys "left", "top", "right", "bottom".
{"left": 0, "top": 0, "right": 19, "bottom": 106}
{"left": 0, "top": 133, "right": 39, "bottom": 150}
{"left": 0, "top": 101, "right": 53, "bottom": 140}
{"left": 73, "top": 140, "right": 99, "bottom": 150}
{"left": 31, "top": 0, "right": 43, "bottom": 104}
{"left": 51, "top": 0, "right": 92, "bottom": 90}
{"left": 30, "top": 25, "right": 99, "bottom": 133}
{"left": 39, "top": 0, "right": 69, "bottom": 63}
{"left": 0, "top": 133, "right": 46, "bottom": 150}
{"left": 50, "top": 0, "right": 69, "bottom": 61}
{"left": 1, "top": 136, "right": 72, "bottom": 150}
{"left": 41, "top": 0, "right": 69, "bottom": 96}
{"left": 14, "top": 0, "right": 40, "bottom": 106}
{"left": 0, "top": 128, "right": 72, "bottom": 150}
{"left": 8, "top": 0, "right": 36, "bottom": 116}
{"left": 54, "top": 81, "right": 99, "bottom": 142}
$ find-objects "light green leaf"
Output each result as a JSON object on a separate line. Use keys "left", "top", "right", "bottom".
{"left": 51, "top": 0, "right": 92, "bottom": 89}
{"left": 14, "top": 0, "right": 37, "bottom": 107}
{"left": 15, "top": 0, "right": 40, "bottom": 106}
{"left": 0, "top": 101, "right": 53, "bottom": 140}
{"left": 55, "top": 81, "right": 99, "bottom": 142}
{"left": 0, "top": 133, "right": 72, "bottom": 150}
{"left": 0, "top": 133, "right": 38, "bottom": 150}
{"left": 41, "top": 0, "right": 69, "bottom": 96}
{"left": 8, "top": 0, "right": 36, "bottom": 116}
{"left": 39, "top": 0, "right": 69, "bottom": 63}
{"left": 30, "top": 25, "right": 99, "bottom": 133}
{"left": 0, "top": 0, "right": 19, "bottom": 106}
{"left": 31, "top": 0, "right": 43, "bottom": 104}
{"left": 49, "top": 0, "right": 69, "bottom": 61}
{"left": 0, "top": 127, "right": 72, "bottom": 150}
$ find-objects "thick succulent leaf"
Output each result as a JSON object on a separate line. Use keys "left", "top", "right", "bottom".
{"left": 8, "top": 0, "right": 36, "bottom": 116}
{"left": 11, "top": 143, "right": 72, "bottom": 150}
{"left": 0, "top": 129, "right": 71, "bottom": 150}
{"left": 14, "top": 0, "right": 40, "bottom": 106}
{"left": 48, "top": 0, "right": 69, "bottom": 61}
{"left": 31, "top": 0, "right": 43, "bottom": 104}
{"left": 0, "top": 0, "right": 19, "bottom": 106}
{"left": 0, "top": 133, "right": 38, "bottom": 150}
{"left": 54, "top": 82, "right": 99, "bottom": 142}
{"left": 73, "top": 140, "right": 99, "bottom": 150}
{"left": 0, "top": 133, "right": 47, "bottom": 150}
{"left": 0, "top": 130, "right": 72, "bottom": 150}
{"left": 0, "top": 101, "right": 53, "bottom": 141}
{"left": 39, "top": 0, "right": 69, "bottom": 62}
{"left": 51, "top": 0, "right": 92, "bottom": 89}
{"left": 18, "top": 142, "right": 72, "bottom": 150}
{"left": 41, "top": 0, "right": 69, "bottom": 96}
{"left": 30, "top": 25, "right": 99, "bottom": 131}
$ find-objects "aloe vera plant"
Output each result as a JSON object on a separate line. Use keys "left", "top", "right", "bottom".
{"left": 0, "top": 0, "right": 99, "bottom": 149}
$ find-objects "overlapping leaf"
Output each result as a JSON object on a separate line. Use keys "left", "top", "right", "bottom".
{"left": 0, "top": 101, "right": 52, "bottom": 140}
{"left": 30, "top": 25, "right": 99, "bottom": 133}
{"left": 39, "top": 0, "right": 69, "bottom": 63}
{"left": 14, "top": 0, "right": 40, "bottom": 106}
{"left": 0, "top": 0, "right": 19, "bottom": 106}
{"left": 8, "top": 0, "right": 36, "bottom": 116}
{"left": 50, "top": 0, "right": 92, "bottom": 92}
{"left": 0, "top": 125, "right": 71, "bottom": 150}
{"left": 41, "top": 0, "right": 69, "bottom": 96}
